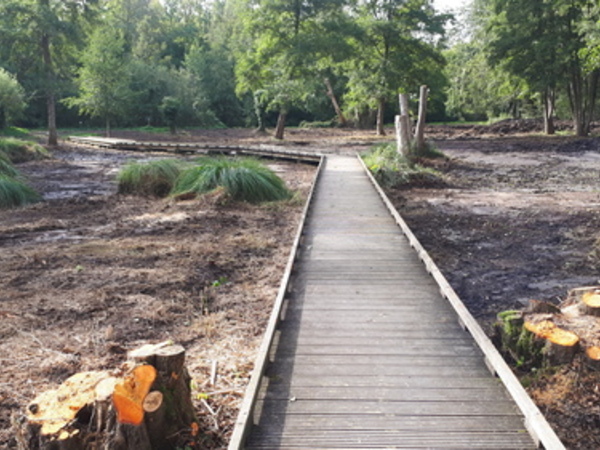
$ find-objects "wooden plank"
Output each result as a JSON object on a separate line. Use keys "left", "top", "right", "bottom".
{"left": 256, "top": 399, "right": 522, "bottom": 416}
{"left": 263, "top": 386, "right": 511, "bottom": 402}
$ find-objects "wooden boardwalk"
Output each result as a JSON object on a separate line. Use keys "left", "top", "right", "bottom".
{"left": 234, "top": 156, "right": 559, "bottom": 449}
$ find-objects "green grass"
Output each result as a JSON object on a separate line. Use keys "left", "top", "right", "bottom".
{"left": 362, "top": 143, "right": 444, "bottom": 188}
{"left": 171, "top": 158, "right": 291, "bottom": 204}
{"left": 0, "top": 138, "right": 50, "bottom": 163}
{"left": 0, "top": 175, "right": 41, "bottom": 209}
{"left": 0, "top": 126, "right": 33, "bottom": 138}
{"left": 117, "top": 159, "right": 184, "bottom": 197}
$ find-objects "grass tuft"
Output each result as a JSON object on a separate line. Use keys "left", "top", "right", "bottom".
{"left": 362, "top": 143, "right": 445, "bottom": 188}
{"left": 117, "top": 159, "right": 184, "bottom": 197}
{"left": 0, "top": 138, "right": 49, "bottom": 163}
{"left": 171, "top": 158, "right": 291, "bottom": 204}
{"left": 0, "top": 175, "right": 41, "bottom": 209}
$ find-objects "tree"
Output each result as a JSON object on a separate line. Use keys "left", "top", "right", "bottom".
{"left": 234, "top": 0, "right": 350, "bottom": 139}
{"left": 0, "top": 0, "right": 98, "bottom": 145}
{"left": 65, "top": 25, "right": 133, "bottom": 136}
{"left": 486, "top": 0, "right": 600, "bottom": 136}
{"left": 344, "top": 0, "right": 448, "bottom": 135}
{"left": 0, "top": 69, "right": 26, "bottom": 129}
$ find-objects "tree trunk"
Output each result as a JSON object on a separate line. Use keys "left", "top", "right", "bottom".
{"left": 324, "top": 78, "right": 347, "bottom": 127}
{"left": 376, "top": 98, "right": 385, "bottom": 136}
{"left": 40, "top": 30, "right": 58, "bottom": 146}
{"left": 253, "top": 91, "right": 266, "bottom": 133}
{"left": 414, "top": 85, "right": 429, "bottom": 154}
{"left": 399, "top": 93, "right": 410, "bottom": 118}
{"left": 106, "top": 118, "right": 112, "bottom": 138}
{"left": 395, "top": 115, "right": 411, "bottom": 156}
{"left": 274, "top": 110, "right": 287, "bottom": 140}
{"left": 568, "top": 69, "right": 599, "bottom": 137}
{"left": 542, "top": 88, "right": 555, "bottom": 135}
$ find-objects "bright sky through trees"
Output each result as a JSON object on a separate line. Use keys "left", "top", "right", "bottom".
{"left": 433, "top": 0, "right": 469, "bottom": 11}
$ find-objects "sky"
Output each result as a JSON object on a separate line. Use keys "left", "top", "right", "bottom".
{"left": 432, "top": 0, "right": 470, "bottom": 12}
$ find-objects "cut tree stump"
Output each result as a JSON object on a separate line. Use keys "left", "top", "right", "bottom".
{"left": 585, "top": 346, "right": 600, "bottom": 370}
{"left": 580, "top": 291, "right": 600, "bottom": 317}
{"left": 524, "top": 320, "right": 580, "bottom": 365}
{"left": 16, "top": 342, "right": 200, "bottom": 450}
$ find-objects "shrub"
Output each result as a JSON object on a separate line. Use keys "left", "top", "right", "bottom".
{"left": 362, "top": 143, "right": 444, "bottom": 188}
{"left": 0, "top": 138, "right": 49, "bottom": 163}
{"left": 117, "top": 159, "right": 184, "bottom": 197}
{"left": 0, "top": 175, "right": 41, "bottom": 209}
{"left": 171, "top": 158, "right": 291, "bottom": 204}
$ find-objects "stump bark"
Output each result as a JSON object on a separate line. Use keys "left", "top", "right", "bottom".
{"left": 16, "top": 342, "right": 200, "bottom": 449}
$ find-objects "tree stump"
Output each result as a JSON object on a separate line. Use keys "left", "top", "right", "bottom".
{"left": 524, "top": 320, "right": 580, "bottom": 365}
{"left": 16, "top": 342, "right": 200, "bottom": 449}
{"left": 580, "top": 291, "right": 600, "bottom": 317}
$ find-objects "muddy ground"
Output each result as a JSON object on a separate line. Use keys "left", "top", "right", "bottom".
{"left": 1, "top": 124, "right": 599, "bottom": 448}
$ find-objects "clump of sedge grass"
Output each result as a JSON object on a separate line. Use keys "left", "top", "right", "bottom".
{"left": 0, "top": 152, "right": 18, "bottom": 178}
{"left": 0, "top": 138, "right": 49, "bottom": 163}
{"left": 171, "top": 158, "right": 291, "bottom": 204}
{"left": 117, "top": 159, "right": 183, "bottom": 197}
{"left": 362, "top": 142, "right": 444, "bottom": 188}
{"left": 0, "top": 175, "right": 41, "bottom": 209}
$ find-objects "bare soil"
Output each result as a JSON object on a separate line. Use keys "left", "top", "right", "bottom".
{"left": 1, "top": 124, "right": 599, "bottom": 449}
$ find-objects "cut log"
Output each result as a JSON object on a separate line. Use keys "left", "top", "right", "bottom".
{"left": 524, "top": 320, "right": 580, "bottom": 365}
{"left": 580, "top": 292, "right": 600, "bottom": 317}
{"left": 17, "top": 342, "right": 201, "bottom": 449}
{"left": 585, "top": 346, "right": 600, "bottom": 370}
{"left": 20, "top": 371, "right": 112, "bottom": 449}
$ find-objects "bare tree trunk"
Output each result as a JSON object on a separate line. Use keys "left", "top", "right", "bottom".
{"left": 568, "top": 69, "right": 599, "bottom": 137}
{"left": 376, "top": 98, "right": 385, "bottom": 136}
{"left": 324, "top": 78, "right": 347, "bottom": 127}
{"left": 414, "top": 85, "right": 429, "bottom": 153}
{"left": 274, "top": 110, "right": 287, "bottom": 140}
{"left": 106, "top": 118, "right": 111, "bottom": 138}
{"left": 253, "top": 91, "right": 266, "bottom": 133}
{"left": 399, "top": 93, "right": 410, "bottom": 118}
{"left": 542, "top": 88, "right": 555, "bottom": 135}
{"left": 40, "top": 29, "right": 58, "bottom": 146}
{"left": 395, "top": 115, "right": 411, "bottom": 156}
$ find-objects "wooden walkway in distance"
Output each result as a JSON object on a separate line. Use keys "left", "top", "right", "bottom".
{"left": 242, "top": 155, "right": 542, "bottom": 449}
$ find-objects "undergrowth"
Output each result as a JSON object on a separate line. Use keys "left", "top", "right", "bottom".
{"left": 0, "top": 138, "right": 49, "bottom": 163}
{"left": 0, "top": 175, "right": 41, "bottom": 209}
{"left": 172, "top": 158, "right": 291, "bottom": 204}
{"left": 117, "top": 159, "right": 183, "bottom": 197}
{"left": 362, "top": 142, "right": 444, "bottom": 188}
{"left": 117, "top": 157, "right": 292, "bottom": 204}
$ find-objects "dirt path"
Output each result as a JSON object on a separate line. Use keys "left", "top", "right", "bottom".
{"left": 390, "top": 135, "right": 600, "bottom": 449}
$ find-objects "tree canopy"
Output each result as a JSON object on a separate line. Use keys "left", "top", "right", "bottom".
{"left": 1, "top": 0, "right": 599, "bottom": 136}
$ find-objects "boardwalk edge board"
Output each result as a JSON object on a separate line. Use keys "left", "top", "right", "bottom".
{"left": 357, "top": 154, "right": 565, "bottom": 450}
{"left": 68, "top": 136, "right": 323, "bottom": 164}
{"left": 227, "top": 155, "right": 325, "bottom": 450}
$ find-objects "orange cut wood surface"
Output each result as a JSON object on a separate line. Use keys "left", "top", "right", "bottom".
{"left": 113, "top": 365, "right": 157, "bottom": 425}
{"left": 524, "top": 320, "right": 579, "bottom": 347}
{"left": 582, "top": 292, "right": 600, "bottom": 308}
{"left": 586, "top": 346, "right": 600, "bottom": 361}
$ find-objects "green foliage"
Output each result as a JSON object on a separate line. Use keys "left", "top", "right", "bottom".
{"left": 0, "top": 153, "right": 18, "bottom": 178}
{"left": 0, "top": 175, "right": 41, "bottom": 209}
{"left": 171, "top": 158, "right": 291, "bottom": 204}
{"left": 362, "top": 143, "right": 444, "bottom": 188}
{"left": 0, "top": 138, "right": 49, "bottom": 163}
{"left": 0, "top": 68, "right": 26, "bottom": 129}
{"left": 117, "top": 159, "right": 183, "bottom": 197}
